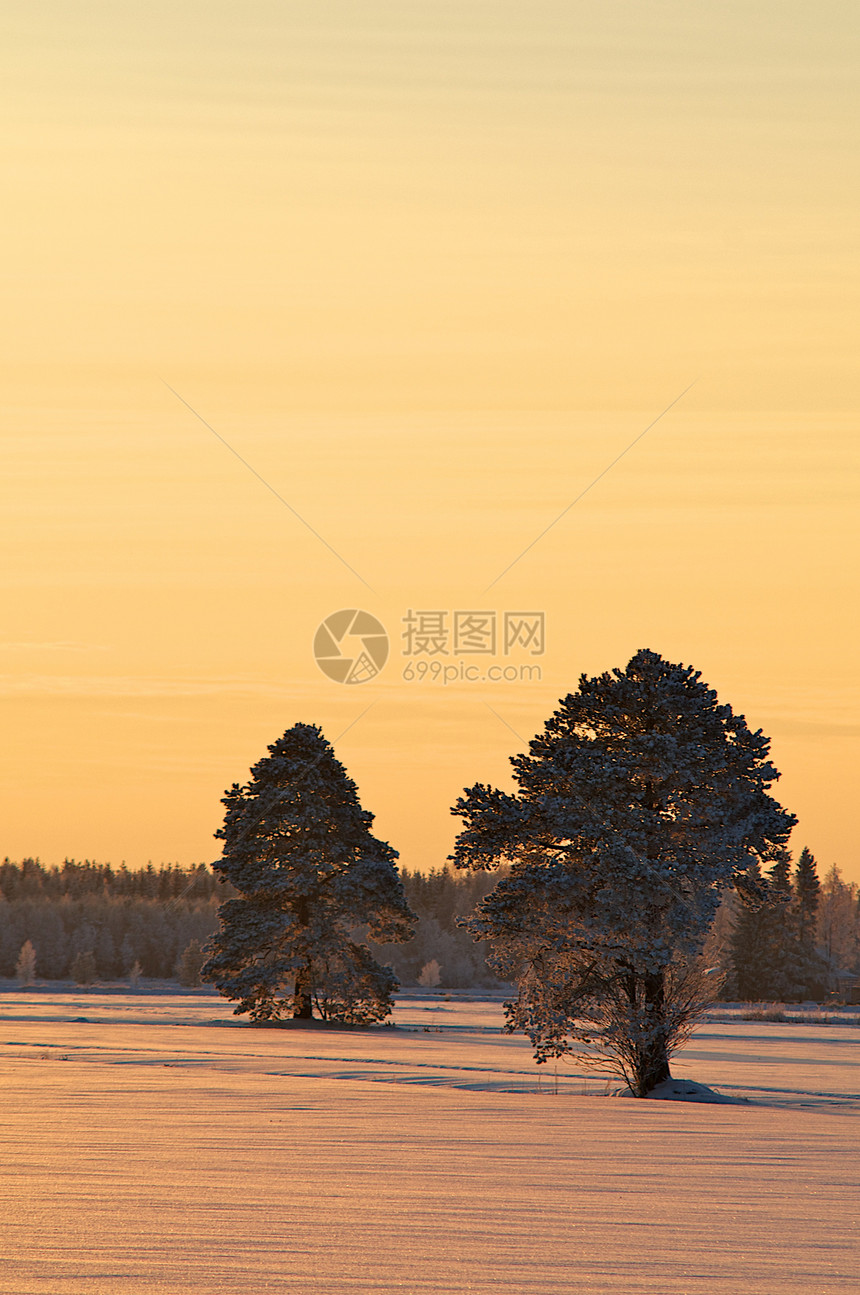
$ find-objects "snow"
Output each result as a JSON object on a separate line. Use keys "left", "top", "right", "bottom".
{"left": 613, "top": 1079, "right": 742, "bottom": 1102}
{"left": 1, "top": 989, "right": 858, "bottom": 1293}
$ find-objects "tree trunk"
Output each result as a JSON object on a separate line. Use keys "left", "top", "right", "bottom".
{"left": 632, "top": 969, "right": 671, "bottom": 1096}
{"left": 293, "top": 966, "right": 313, "bottom": 1019}
{"left": 292, "top": 898, "right": 314, "bottom": 1019}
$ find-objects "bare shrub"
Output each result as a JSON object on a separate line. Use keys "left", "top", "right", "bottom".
{"left": 741, "top": 1004, "right": 787, "bottom": 1021}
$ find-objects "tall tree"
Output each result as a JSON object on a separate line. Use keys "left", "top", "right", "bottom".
{"left": 792, "top": 847, "right": 828, "bottom": 999}
{"left": 203, "top": 723, "right": 415, "bottom": 1023}
{"left": 452, "top": 649, "right": 796, "bottom": 1095}
{"left": 794, "top": 847, "right": 821, "bottom": 948}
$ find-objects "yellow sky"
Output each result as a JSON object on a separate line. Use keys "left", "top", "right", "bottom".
{"left": 2, "top": 3, "right": 858, "bottom": 881}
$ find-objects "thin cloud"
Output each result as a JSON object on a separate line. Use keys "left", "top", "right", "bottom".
{"left": 0, "top": 674, "right": 321, "bottom": 699}
{"left": 0, "top": 641, "right": 111, "bottom": 653}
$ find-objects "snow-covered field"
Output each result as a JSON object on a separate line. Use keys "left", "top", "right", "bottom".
{"left": 2, "top": 990, "right": 858, "bottom": 1294}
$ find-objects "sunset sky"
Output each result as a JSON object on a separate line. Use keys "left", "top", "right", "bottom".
{"left": 2, "top": 2, "right": 858, "bottom": 882}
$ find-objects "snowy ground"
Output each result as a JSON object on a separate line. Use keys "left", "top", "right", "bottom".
{"left": 2, "top": 989, "right": 858, "bottom": 1294}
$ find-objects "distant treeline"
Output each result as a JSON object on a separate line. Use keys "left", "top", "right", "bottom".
{"left": 371, "top": 866, "right": 504, "bottom": 988}
{"left": 0, "top": 860, "right": 221, "bottom": 981}
{"left": 0, "top": 859, "right": 220, "bottom": 903}
{"left": 1, "top": 852, "right": 857, "bottom": 997}
{"left": 0, "top": 858, "right": 502, "bottom": 987}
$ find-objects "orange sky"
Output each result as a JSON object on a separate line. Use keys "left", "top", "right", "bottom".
{"left": 2, "top": 3, "right": 858, "bottom": 881}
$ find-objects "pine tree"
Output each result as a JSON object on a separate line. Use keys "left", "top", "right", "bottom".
{"left": 794, "top": 848, "right": 821, "bottom": 948}
{"left": 202, "top": 723, "right": 416, "bottom": 1023}
{"left": 452, "top": 649, "right": 796, "bottom": 1096}
{"left": 792, "top": 847, "right": 827, "bottom": 1000}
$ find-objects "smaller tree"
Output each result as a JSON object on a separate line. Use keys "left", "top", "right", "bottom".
{"left": 15, "top": 939, "right": 37, "bottom": 987}
{"left": 203, "top": 723, "right": 416, "bottom": 1023}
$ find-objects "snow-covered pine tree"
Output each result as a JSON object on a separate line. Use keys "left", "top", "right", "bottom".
{"left": 452, "top": 648, "right": 796, "bottom": 1096}
{"left": 202, "top": 723, "right": 416, "bottom": 1023}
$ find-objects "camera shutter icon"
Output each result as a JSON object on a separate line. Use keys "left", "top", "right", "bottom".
{"left": 313, "top": 609, "right": 389, "bottom": 684}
